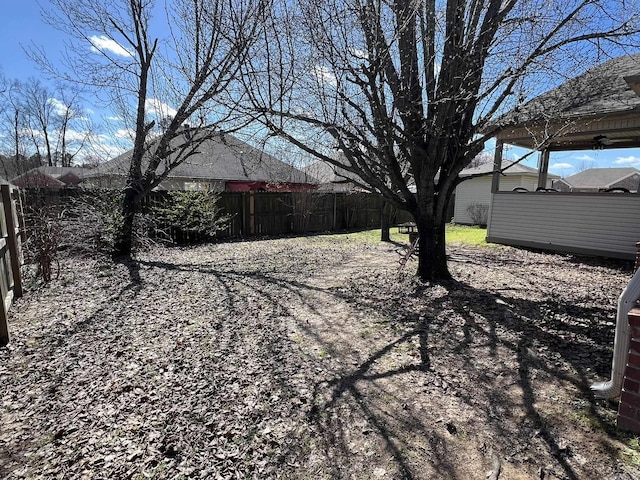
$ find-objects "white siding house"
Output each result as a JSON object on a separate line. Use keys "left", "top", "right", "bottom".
{"left": 487, "top": 192, "right": 640, "bottom": 259}
{"left": 453, "top": 161, "right": 555, "bottom": 225}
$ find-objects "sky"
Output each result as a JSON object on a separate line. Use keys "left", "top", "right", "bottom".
{"left": 0, "top": 2, "right": 126, "bottom": 160}
{"left": 2, "top": 2, "right": 640, "bottom": 174}
{"left": 0, "top": 4, "right": 53, "bottom": 81}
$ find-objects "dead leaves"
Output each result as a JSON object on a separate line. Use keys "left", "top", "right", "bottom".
{"left": 0, "top": 239, "right": 636, "bottom": 479}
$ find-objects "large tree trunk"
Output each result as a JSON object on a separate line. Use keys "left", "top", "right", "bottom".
{"left": 114, "top": 187, "right": 139, "bottom": 256}
{"left": 380, "top": 200, "right": 391, "bottom": 242}
{"left": 414, "top": 207, "right": 451, "bottom": 281}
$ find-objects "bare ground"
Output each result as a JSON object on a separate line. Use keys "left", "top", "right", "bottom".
{"left": 1, "top": 235, "right": 639, "bottom": 479}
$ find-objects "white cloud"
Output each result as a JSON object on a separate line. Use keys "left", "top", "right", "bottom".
{"left": 114, "top": 128, "right": 135, "bottom": 139}
{"left": 49, "top": 98, "right": 71, "bottom": 116}
{"left": 349, "top": 47, "right": 368, "bottom": 60}
{"left": 105, "top": 116, "right": 124, "bottom": 122}
{"left": 89, "top": 141, "right": 127, "bottom": 161}
{"left": 62, "top": 129, "right": 90, "bottom": 143}
{"left": 573, "top": 154, "right": 594, "bottom": 161}
{"left": 145, "top": 98, "right": 177, "bottom": 119}
{"left": 313, "top": 65, "right": 337, "bottom": 87}
{"left": 550, "top": 162, "right": 574, "bottom": 170}
{"left": 615, "top": 156, "right": 640, "bottom": 166}
{"left": 89, "top": 35, "right": 133, "bottom": 57}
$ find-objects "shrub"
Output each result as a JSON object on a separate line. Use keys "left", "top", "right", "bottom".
{"left": 23, "top": 205, "right": 64, "bottom": 282}
{"left": 466, "top": 203, "right": 489, "bottom": 226}
{"left": 151, "top": 191, "right": 230, "bottom": 244}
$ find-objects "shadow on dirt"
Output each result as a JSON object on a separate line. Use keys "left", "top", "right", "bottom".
{"left": 318, "top": 272, "right": 624, "bottom": 479}
{"left": 136, "top": 250, "right": 627, "bottom": 480}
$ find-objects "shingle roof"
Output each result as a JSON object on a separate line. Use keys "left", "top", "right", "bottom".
{"left": 459, "top": 160, "right": 559, "bottom": 178}
{"left": 495, "top": 54, "right": 640, "bottom": 127}
{"left": 11, "top": 170, "right": 66, "bottom": 188}
{"left": 87, "top": 130, "right": 311, "bottom": 184}
{"left": 302, "top": 160, "right": 359, "bottom": 183}
{"left": 36, "top": 166, "right": 87, "bottom": 179}
{"left": 0, "top": 155, "right": 43, "bottom": 181}
{"left": 302, "top": 161, "right": 334, "bottom": 183}
{"left": 560, "top": 167, "right": 640, "bottom": 188}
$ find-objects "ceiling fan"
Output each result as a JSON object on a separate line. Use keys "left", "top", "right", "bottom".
{"left": 592, "top": 135, "right": 629, "bottom": 149}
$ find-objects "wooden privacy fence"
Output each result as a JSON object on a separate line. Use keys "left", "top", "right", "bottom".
{"left": 143, "top": 190, "right": 411, "bottom": 238}
{"left": 214, "top": 191, "right": 412, "bottom": 237}
{"left": 21, "top": 188, "right": 413, "bottom": 241}
{"left": 0, "top": 184, "right": 24, "bottom": 346}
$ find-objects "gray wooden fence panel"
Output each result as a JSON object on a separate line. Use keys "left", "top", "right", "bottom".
{"left": 0, "top": 184, "right": 24, "bottom": 346}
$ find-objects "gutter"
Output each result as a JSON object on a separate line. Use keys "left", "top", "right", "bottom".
{"left": 591, "top": 267, "right": 640, "bottom": 399}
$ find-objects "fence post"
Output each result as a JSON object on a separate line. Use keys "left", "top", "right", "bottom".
{"left": 240, "top": 192, "right": 247, "bottom": 235}
{"left": 332, "top": 193, "right": 337, "bottom": 231}
{"left": 249, "top": 192, "right": 255, "bottom": 235}
{"left": 0, "top": 186, "right": 10, "bottom": 346}
{"left": 2, "top": 185, "right": 22, "bottom": 298}
{"left": 0, "top": 287, "right": 7, "bottom": 346}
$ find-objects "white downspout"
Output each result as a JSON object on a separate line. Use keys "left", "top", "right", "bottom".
{"left": 591, "top": 267, "right": 640, "bottom": 399}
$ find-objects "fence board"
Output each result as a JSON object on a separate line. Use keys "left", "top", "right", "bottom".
{"left": 0, "top": 184, "right": 23, "bottom": 346}
{"left": 24, "top": 188, "right": 414, "bottom": 242}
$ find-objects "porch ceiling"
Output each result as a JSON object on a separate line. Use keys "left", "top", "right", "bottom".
{"left": 497, "top": 113, "right": 640, "bottom": 150}
{"left": 488, "top": 54, "right": 640, "bottom": 152}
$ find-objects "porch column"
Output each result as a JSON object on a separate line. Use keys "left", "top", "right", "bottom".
{"left": 538, "top": 149, "right": 550, "bottom": 190}
{"left": 491, "top": 140, "right": 504, "bottom": 193}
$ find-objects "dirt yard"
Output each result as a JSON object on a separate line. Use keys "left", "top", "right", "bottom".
{"left": 1, "top": 234, "right": 639, "bottom": 479}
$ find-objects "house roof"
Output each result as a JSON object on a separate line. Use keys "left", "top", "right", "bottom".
{"left": 86, "top": 130, "right": 312, "bottom": 185}
{"left": 489, "top": 54, "right": 640, "bottom": 150}
{"left": 11, "top": 169, "right": 67, "bottom": 188}
{"left": 0, "top": 155, "right": 43, "bottom": 181}
{"left": 35, "top": 166, "right": 86, "bottom": 179}
{"left": 9, "top": 166, "right": 88, "bottom": 188}
{"left": 496, "top": 54, "right": 640, "bottom": 126}
{"left": 302, "top": 160, "right": 358, "bottom": 183}
{"left": 558, "top": 167, "right": 640, "bottom": 189}
{"left": 459, "top": 160, "right": 559, "bottom": 178}
{"left": 302, "top": 161, "right": 335, "bottom": 183}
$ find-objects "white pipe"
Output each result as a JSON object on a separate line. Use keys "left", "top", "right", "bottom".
{"left": 591, "top": 267, "right": 640, "bottom": 399}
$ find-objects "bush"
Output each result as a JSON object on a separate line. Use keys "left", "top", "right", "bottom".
{"left": 22, "top": 188, "right": 231, "bottom": 260}
{"left": 65, "top": 190, "right": 126, "bottom": 253}
{"left": 23, "top": 189, "right": 154, "bottom": 260}
{"left": 466, "top": 203, "right": 489, "bottom": 226}
{"left": 151, "top": 191, "right": 230, "bottom": 244}
{"left": 23, "top": 205, "right": 64, "bottom": 282}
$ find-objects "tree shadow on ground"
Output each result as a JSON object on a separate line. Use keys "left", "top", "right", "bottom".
{"left": 315, "top": 273, "right": 625, "bottom": 480}
{"left": 135, "top": 251, "right": 627, "bottom": 480}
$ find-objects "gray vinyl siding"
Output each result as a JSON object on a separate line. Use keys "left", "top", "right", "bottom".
{"left": 454, "top": 175, "right": 540, "bottom": 224}
{"left": 487, "top": 192, "right": 640, "bottom": 259}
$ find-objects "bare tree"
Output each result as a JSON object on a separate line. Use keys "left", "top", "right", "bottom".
{"left": 574, "top": 158, "right": 597, "bottom": 173}
{"left": 467, "top": 152, "right": 494, "bottom": 169}
{"left": 1, "top": 78, "right": 92, "bottom": 168}
{"left": 245, "top": 0, "right": 640, "bottom": 280}
{"left": 22, "top": 79, "right": 56, "bottom": 166}
{"left": 51, "top": 87, "right": 91, "bottom": 167}
{"left": 0, "top": 78, "right": 29, "bottom": 160}
{"left": 35, "top": 0, "right": 268, "bottom": 255}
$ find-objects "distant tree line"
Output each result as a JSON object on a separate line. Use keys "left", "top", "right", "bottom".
{"left": 0, "top": 76, "right": 92, "bottom": 167}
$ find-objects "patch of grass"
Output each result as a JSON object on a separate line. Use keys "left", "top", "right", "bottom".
{"left": 562, "top": 399, "right": 619, "bottom": 435}
{"left": 620, "top": 436, "right": 640, "bottom": 467}
{"left": 316, "top": 347, "right": 330, "bottom": 359}
{"left": 316, "top": 228, "right": 406, "bottom": 243}
{"left": 565, "top": 402, "right": 640, "bottom": 468}
{"left": 570, "top": 407, "right": 607, "bottom": 431}
{"left": 315, "top": 224, "right": 489, "bottom": 247}
{"left": 445, "top": 224, "right": 488, "bottom": 246}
